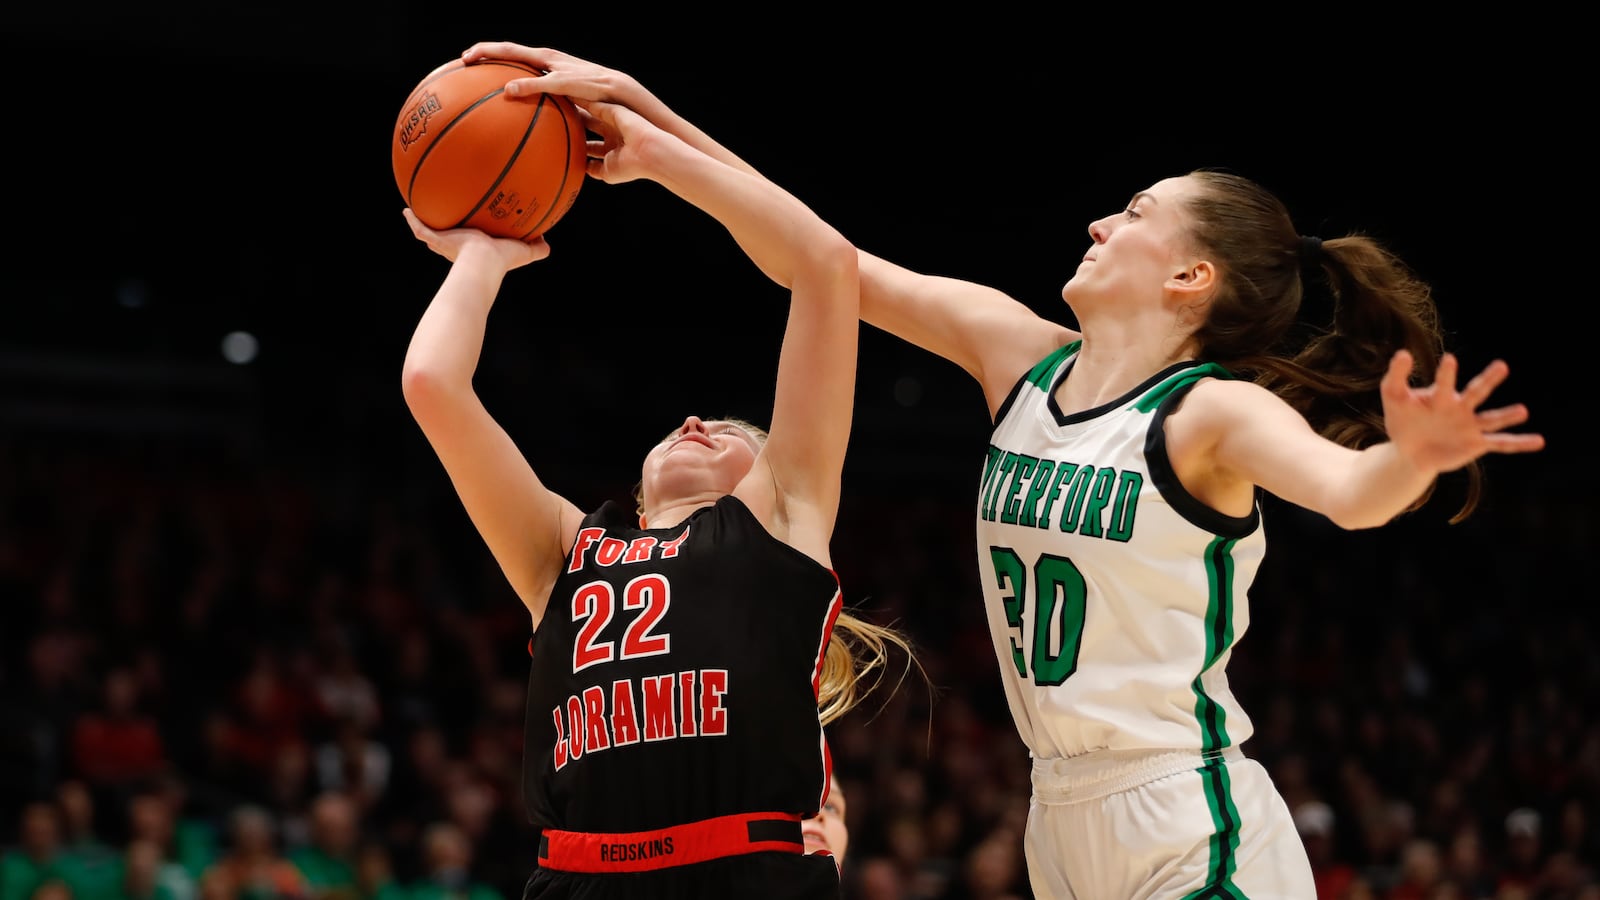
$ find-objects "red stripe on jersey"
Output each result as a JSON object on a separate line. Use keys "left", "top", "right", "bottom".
{"left": 810, "top": 583, "right": 844, "bottom": 699}
{"left": 538, "top": 811, "right": 803, "bottom": 873}
{"left": 818, "top": 737, "right": 835, "bottom": 812}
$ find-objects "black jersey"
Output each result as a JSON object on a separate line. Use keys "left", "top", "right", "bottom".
{"left": 524, "top": 495, "right": 842, "bottom": 835}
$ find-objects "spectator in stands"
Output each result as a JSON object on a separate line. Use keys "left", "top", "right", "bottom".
{"left": 405, "top": 824, "right": 500, "bottom": 900}
{"left": 198, "top": 806, "right": 308, "bottom": 900}
{"left": 287, "top": 793, "right": 360, "bottom": 900}
{"left": 1, "top": 803, "right": 66, "bottom": 900}
{"left": 124, "top": 791, "right": 197, "bottom": 900}
{"left": 1295, "top": 800, "right": 1356, "bottom": 900}
{"left": 70, "top": 667, "right": 167, "bottom": 791}
{"left": 53, "top": 780, "right": 119, "bottom": 900}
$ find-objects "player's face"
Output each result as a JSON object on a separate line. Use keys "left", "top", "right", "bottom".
{"left": 639, "top": 416, "right": 763, "bottom": 513}
{"left": 1063, "top": 175, "right": 1202, "bottom": 313}
{"left": 803, "top": 775, "right": 849, "bottom": 863}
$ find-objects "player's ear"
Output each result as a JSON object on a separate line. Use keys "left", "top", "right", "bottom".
{"left": 1166, "top": 259, "right": 1216, "bottom": 327}
{"left": 1166, "top": 259, "right": 1216, "bottom": 296}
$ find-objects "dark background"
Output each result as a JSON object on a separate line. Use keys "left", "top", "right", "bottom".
{"left": 1, "top": 7, "right": 1591, "bottom": 900}
{"left": 3, "top": 8, "right": 1577, "bottom": 496}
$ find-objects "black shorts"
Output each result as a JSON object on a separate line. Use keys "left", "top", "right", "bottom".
{"left": 521, "top": 851, "right": 841, "bottom": 900}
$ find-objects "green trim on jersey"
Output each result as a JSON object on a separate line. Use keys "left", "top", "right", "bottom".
{"left": 1132, "top": 361, "right": 1236, "bottom": 413}
{"left": 1193, "top": 535, "right": 1240, "bottom": 753}
{"left": 1180, "top": 755, "right": 1247, "bottom": 899}
{"left": 1023, "top": 341, "right": 1082, "bottom": 392}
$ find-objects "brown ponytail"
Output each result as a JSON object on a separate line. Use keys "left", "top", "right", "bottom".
{"left": 1182, "top": 169, "right": 1482, "bottom": 522}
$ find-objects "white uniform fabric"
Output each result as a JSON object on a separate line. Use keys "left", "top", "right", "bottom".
{"left": 974, "top": 343, "right": 1313, "bottom": 898}
{"left": 1026, "top": 749, "right": 1312, "bottom": 899}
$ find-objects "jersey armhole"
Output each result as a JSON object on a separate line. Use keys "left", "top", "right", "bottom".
{"left": 1144, "top": 380, "right": 1261, "bottom": 538}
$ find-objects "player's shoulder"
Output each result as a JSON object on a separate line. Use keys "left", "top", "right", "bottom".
{"left": 1185, "top": 374, "right": 1275, "bottom": 403}
{"left": 1177, "top": 376, "right": 1295, "bottom": 432}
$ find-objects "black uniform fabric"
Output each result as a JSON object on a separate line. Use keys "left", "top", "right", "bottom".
{"left": 520, "top": 495, "right": 843, "bottom": 898}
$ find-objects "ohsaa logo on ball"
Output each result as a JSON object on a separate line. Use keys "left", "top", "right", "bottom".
{"left": 398, "top": 92, "right": 444, "bottom": 152}
{"left": 392, "top": 58, "right": 586, "bottom": 241}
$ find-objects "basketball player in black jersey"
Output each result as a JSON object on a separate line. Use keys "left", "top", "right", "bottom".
{"left": 399, "top": 80, "right": 909, "bottom": 899}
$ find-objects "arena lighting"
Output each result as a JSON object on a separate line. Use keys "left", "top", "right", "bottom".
{"left": 115, "top": 277, "right": 149, "bottom": 310}
{"left": 220, "top": 331, "right": 260, "bottom": 365}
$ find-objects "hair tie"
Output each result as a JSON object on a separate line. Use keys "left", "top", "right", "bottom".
{"left": 1298, "top": 234, "right": 1324, "bottom": 266}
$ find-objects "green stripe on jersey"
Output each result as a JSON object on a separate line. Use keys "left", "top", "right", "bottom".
{"left": 1132, "top": 362, "right": 1235, "bottom": 412}
{"left": 1193, "top": 535, "right": 1238, "bottom": 753}
{"left": 1180, "top": 755, "right": 1246, "bottom": 899}
{"left": 1024, "top": 342, "right": 1082, "bottom": 392}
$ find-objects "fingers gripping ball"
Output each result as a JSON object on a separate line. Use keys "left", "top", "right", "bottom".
{"left": 392, "top": 59, "right": 586, "bottom": 241}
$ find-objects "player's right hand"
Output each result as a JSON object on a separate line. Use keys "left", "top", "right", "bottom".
{"left": 402, "top": 209, "right": 550, "bottom": 269}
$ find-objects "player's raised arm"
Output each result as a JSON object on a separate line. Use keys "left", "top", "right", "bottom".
{"left": 398, "top": 212, "right": 583, "bottom": 622}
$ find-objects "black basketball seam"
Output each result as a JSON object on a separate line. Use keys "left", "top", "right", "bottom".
{"left": 397, "top": 60, "right": 541, "bottom": 204}
{"left": 403, "top": 86, "right": 523, "bottom": 207}
{"left": 517, "top": 95, "right": 579, "bottom": 241}
{"left": 450, "top": 94, "right": 548, "bottom": 229}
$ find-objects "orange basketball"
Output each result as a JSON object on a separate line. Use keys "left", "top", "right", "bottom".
{"left": 392, "top": 58, "right": 587, "bottom": 242}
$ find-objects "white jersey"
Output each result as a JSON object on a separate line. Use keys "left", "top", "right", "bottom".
{"left": 975, "top": 342, "right": 1265, "bottom": 760}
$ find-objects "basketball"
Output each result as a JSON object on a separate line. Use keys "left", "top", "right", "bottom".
{"left": 392, "top": 58, "right": 587, "bottom": 241}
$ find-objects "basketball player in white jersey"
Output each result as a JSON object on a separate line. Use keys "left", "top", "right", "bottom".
{"left": 460, "top": 43, "right": 1546, "bottom": 898}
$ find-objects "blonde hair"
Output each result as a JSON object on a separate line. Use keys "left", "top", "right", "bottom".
{"left": 634, "top": 416, "right": 922, "bottom": 723}
{"left": 818, "top": 610, "right": 918, "bottom": 725}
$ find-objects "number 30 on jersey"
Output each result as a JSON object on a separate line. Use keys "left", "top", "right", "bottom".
{"left": 989, "top": 547, "right": 1087, "bottom": 686}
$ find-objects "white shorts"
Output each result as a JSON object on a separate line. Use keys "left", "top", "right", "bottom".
{"left": 1024, "top": 748, "right": 1314, "bottom": 899}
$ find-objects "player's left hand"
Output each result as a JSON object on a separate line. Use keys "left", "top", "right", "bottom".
{"left": 462, "top": 44, "right": 639, "bottom": 108}
{"left": 571, "top": 100, "right": 664, "bottom": 187}
{"left": 1380, "top": 350, "right": 1545, "bottom": 473}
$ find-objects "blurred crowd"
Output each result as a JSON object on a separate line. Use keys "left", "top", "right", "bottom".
{"left": 0, "top": 427, "right": 1593, "bottom": 900}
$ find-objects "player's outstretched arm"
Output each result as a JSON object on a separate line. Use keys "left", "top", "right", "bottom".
{"left": 463, "top": 43, "right": 760, "bottom": 178}
{"left": 1207, "top": 351, "right": 1544, "bottom": 530}
{"left": 399, "top": 211, "right": 584, "bottom": 620}
{"left": 467, "top": 42, "right": 1075, "bottom": 415}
